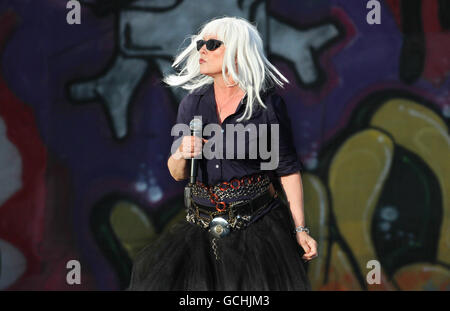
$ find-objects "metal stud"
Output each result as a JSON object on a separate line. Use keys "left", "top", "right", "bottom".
{"left": 209, "top": 217, "right": 230, "bottom": 238}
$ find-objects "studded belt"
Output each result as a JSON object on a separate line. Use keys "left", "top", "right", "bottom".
{"left": 186, "top": 186, "right": 277, "bottom": 261}
{"left": 186, "top": 185, "right": 278, "bottom": 238}
{"left": 190, "top": 173, "right": 272, "bottom": 212}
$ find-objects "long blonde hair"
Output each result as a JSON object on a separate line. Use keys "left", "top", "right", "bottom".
{"left": 162, "top": 16, "right": 290, "bottom": 122}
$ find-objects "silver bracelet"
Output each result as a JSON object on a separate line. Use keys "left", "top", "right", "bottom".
{"left": 294, "top": 225, "right": 309, "bottom": 234}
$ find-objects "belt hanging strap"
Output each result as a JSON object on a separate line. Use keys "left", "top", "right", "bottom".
{"left": 210, "top": 237, "right": 220, "bottom": 261}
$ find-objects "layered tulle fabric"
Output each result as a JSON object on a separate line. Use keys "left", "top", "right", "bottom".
{"left": 127, "top": 198, "right": 311, "bottom": 291}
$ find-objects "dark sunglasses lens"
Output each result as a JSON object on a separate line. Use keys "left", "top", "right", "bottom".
{"left": 196, "top": 40, "right": 205, "bottom": 51}
{"left": 206, "top": 40, "right": 216, "bottom": 50}
{"left": 197, "top": 39, "right": 222, "bottom": 51}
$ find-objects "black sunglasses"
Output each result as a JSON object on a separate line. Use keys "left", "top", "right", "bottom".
{"left": 196, "top": 39, "right": 223, "bottom": 51}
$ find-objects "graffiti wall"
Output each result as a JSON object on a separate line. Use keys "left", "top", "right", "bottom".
{"left": 0, "top": 0, "right": 448, "bottom": 290}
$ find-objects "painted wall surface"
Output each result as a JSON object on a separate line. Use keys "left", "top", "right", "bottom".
{"left": 0, "top": 0, "right": 449, "bottom": 290}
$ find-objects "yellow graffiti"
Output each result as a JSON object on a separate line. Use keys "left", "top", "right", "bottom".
{"left": 110, "top": 202, "right": 156, "bottom": 260}
{"left": 371, "top": 99, "right": 450, "bottom": 264}
{"left": 303, "top": 97, "right": 449, "bottom": 290}
{"left": 329, "top": 129, "right": 394, "bottom": 289}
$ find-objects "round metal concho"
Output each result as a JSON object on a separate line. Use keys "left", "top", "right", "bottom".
{"left": 208, "top": 216, "right": 231, "bottom": 238}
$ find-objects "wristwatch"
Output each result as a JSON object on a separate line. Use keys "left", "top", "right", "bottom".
{"left": 294, "top": 225, "right": 310, "bottom": 234}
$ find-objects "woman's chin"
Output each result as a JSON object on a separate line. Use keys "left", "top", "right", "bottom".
{"left": 200, "top": 71, "right": 212, "bottom": 77}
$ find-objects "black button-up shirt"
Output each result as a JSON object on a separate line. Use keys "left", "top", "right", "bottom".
{"left": 168, "top": 83, "right": 303, "bottom": 187}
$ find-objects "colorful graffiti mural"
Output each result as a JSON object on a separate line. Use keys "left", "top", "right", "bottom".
{"left": 0, "top": 0, "right": 448, "bottom": 290}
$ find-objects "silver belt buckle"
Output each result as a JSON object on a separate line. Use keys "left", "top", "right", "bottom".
{"left": 208, "top": 216, "right": 230, "bottom": 238}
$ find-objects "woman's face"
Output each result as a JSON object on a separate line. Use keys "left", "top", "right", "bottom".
{"left": 198, "top": 34, "right": 225, "bottom": 77}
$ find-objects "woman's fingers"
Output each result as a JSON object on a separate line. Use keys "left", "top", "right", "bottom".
{"left": 302, "top": 238, "right": 318, "bottom": 261}
{"left": 180, "top": 136, "right": 206, "bottom": 158}
{"left": 298, "top": 234, "right": 318, "bottom": 261}
{"left": 300, "top": 237, "right": 311, "bottom": 261}
{"left": 192, "top": 136, "right": 204, "bottom": 157}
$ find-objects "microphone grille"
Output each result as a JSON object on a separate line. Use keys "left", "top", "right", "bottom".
{"left": 189, "top": 118, "right": 202, "bottom": 131}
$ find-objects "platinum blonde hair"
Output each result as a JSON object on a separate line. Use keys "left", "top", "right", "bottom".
{"left": 162, "top": 16, "right": 290, "bottom": 122}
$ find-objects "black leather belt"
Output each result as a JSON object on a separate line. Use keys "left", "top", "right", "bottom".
{"left": 186, "top": 187, "right": 278, "bottom": 239}
{"left": 195, "top": 189, "right": 276, "bottom": 217}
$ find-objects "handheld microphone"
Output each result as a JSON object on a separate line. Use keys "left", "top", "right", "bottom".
{"left": 189, "top": 118, "right": 202, "bottom": 184}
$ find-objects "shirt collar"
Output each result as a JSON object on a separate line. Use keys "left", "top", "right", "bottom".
{"left": 190, "top": 83, "right": 212, "bottom": 96}
{"left": 205, "top": 83, "right": 249, "bottom": 117}
{"left": 194, "top": 83, "right": 274, "bottom": 116}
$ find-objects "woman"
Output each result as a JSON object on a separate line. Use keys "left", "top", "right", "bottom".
{"left": 127, "top": 16, "right": 318, "bottom": 291}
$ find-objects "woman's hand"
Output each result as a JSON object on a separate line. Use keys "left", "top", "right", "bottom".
{"left": 174, "top": 136, "right": 208, "bottom": 160}
{"left": 296, "top": 231, "right": 318, "bottom": 262}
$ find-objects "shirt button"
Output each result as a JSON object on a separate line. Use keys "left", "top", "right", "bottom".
{"left": 215, "top": 164, "right": 219, "bottom": 168}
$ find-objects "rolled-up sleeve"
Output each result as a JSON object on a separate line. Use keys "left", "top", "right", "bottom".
{"left": 267, "top": 94, "right": 303, "bottom": 176}
{"left": 167, "top": 95, "right": 192, "bottom": 161}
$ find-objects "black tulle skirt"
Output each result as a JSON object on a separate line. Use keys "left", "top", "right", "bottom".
{"left": 126, "top": 198, "right": 311, "bottom": 291}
